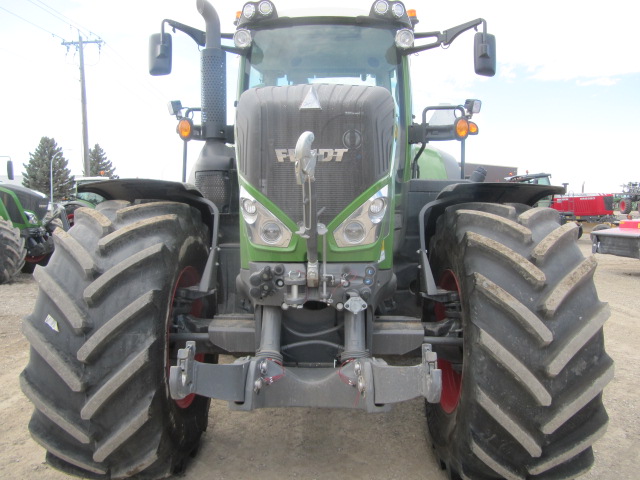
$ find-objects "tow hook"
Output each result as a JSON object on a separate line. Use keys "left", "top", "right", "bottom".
{"left": 422, "top": 344, "right": 441, "bottom": 403}
{"left": 170, "top": 341, "right": 197, "bottom": 400}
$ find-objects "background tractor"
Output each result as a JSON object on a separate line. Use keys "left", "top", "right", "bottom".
{"left": 1, "top": 159, "right": 66, "bottom": 281}
{"left": 21, "top": 1, "right": 613, "bottom": 479}
{"left": 617, "top": 181, "right": 640, "bottom": 215}
{"left": 0, "top": 159, "right": 24, "bottom": 283}
{"left": 62, "top": 176, "right": 108, "bottom": 226}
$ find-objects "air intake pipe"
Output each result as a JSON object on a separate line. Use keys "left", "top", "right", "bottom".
{"left": 197, "top": 0, "right": 226, "bottom": 140}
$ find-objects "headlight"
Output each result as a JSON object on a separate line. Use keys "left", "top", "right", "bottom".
{"left": 260, "top": 221, "right": 283, "bottom": 245}
{"left": 334, "top": 186, "right": 389, "bottom": 247}
{"left": 368, "top": 197, "right": 386, "bottom": 224}
{"left": 242, "top": 4, "right": 256, "bottom": 19}
{"left": 240, "top": 186, "right": 292, "bottom": 248}
{"left": 395, "top": 29, "right": 414, "bottom": 49}
{"left": 241, "top": 197, "right": 258, "bottom": 221}
{"left": 258, "top": 1, "right": 274, "bottom": 16}
{"left": 373, "top": 1, "right": 389, "bottom": 15}
{"left": 391, "top": 3, "right": 405, "bottom": 17}
{"left": 234, "top": 29, "right": 252, "bottom": 49}
{"left": 343, "top": 221, "right": 366, "bottom": 245}
{"left": 25, "top": 211, "right": 38, "bottom": 225}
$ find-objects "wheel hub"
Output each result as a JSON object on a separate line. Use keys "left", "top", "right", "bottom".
{"left": 435, "top": 269, "right": 463, "bottom": 414}
{"left": 168, "top": 266, "right": 204, "bottom": 409}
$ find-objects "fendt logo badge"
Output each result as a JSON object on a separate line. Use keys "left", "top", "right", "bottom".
{"left": 275, "top": 148, "right": 348, "bottom": 163}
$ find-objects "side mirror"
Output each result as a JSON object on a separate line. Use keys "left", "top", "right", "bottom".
{"left": 149, "top": 33, "right": 173, "bottom": 76}
{"left": 6, "top": 160, "right": 14, "bottom": 180}
{"left": 474, "top": 32, "right": 496, "bottom": 77}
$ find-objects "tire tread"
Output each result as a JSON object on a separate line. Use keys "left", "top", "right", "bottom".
{"left": 426, "top": 202, "right": 612, "bottom": 480}
{"left": 20, "top": 373, "right": 90, "bottom": 444}
{"left": 81, "top": 338, "right": 154, "bottom": 420}
{"left": 539, "top": 255, "right": 598, "bottom": 318}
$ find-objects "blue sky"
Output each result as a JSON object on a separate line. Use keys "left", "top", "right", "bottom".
{"left": 0, "top": 0, "right": 638, "bottom": 193}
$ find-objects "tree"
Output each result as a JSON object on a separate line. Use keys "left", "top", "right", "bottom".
{"left": 22, "top": 137, "right": 75, "bottom": 201}
{"left": 85, "top": 143, "right": 117, "bottom": 178}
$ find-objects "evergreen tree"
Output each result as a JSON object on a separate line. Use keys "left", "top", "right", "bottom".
{"left": 22, "top": 137, "right": 75, "bottom": 201}
{"left": 85, "top": 143, "right": 117, "bottom": 178}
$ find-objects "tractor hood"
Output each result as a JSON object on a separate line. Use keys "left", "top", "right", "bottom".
{"left": 1, "top": 184, "right": 48, "bottom": 221}
{"left": 235, "top": 84, "right": 395, "bottom": 226}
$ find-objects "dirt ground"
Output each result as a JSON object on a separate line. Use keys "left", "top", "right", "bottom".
{"left": 1, "top": 226, "right": 638, "bottom": 480}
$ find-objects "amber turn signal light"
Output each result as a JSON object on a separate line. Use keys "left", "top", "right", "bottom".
{"left": 177, "top": 118, "right": 193, "bottom": 140}
{"left": 454, "top": 118, "right": 469, "bottom": 140}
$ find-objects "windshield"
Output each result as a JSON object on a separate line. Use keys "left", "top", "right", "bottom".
{"left": 522, "top": 176, "right": 551, "bottom": 185}
{"left": 244, "top": 23, "right": 400, "bottom": 104}
{"left": 77, "top": 191, "right": 106, "bottom": 205}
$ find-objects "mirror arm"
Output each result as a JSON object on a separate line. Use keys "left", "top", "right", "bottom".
{"left": 421, "top": 105, "right": 465, "bottom": 125}
{"left": 160, "top": 20, "right": 239, "bottom": 54}
{"left": 163, "top": 19, "right": 206, "bottom": 47}
{"left": 403, "top": 33, "right": 442, "bottom": 55}
{"left": 441, "top": 18, "right": 485, "bottom": 46}
{"left": 402, "top": 18, "right": 487, "bottom": 55}
{"left": 221, "top": 45, "right": 246, "bottom": 55}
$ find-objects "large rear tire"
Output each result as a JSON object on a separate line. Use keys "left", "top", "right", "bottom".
{"left": 0, "top": 218, "right": 25, "bottom": 284}
{"left": 426, "top": 203, "right": 613, "bottom": 480}
{"left": 619, "top": 197, "right": 632, "bottom": 215}
{"left": 21, "top": 200, "right": 212, "bottom": 479}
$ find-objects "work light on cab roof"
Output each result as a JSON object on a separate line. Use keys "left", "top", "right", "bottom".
{"left": 234, "top": 0, "right": 415, "bottom": 48}
{"left": 371, "top": 0, "right": 409, "bottom": 22}
{"left": 236, "top": 1, "right": 277, "bottom": 26}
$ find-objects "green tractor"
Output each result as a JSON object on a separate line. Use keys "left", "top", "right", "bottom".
{"left": 0, "top": 160, "right": 58, "bottom": 281}
{"left": 1, "top": 160, "right": 25, "bottom": 283}
{"left": 618, "top": 181, "right": 639, "bottom": 215}
{"left": 62, "top": 176, "right": 108, "bottom": 226}
{"left": 21, "top": 1, "right": 612, "bottom": 479}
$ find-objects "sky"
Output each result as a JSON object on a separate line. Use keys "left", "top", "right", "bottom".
{"left": 0, "top": 0, "right": 638, "bottom": 194}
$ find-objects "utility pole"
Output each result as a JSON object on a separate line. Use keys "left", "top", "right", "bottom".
{"left": 62, "top": 33, "right": 103, "bottom": 177}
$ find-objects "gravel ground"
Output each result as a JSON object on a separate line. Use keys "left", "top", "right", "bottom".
{"left": 0, "top": 226, "right": 638, "bottom": 479}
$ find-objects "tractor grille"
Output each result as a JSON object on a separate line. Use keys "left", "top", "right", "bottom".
{"left": 195, "top": 170, "right": 233, "bottom": 213}
{"left": 603, "top": 195, "right": 614, "bottom": 211}
{"left": 236, "top": 84, "right": 395, "bottom": 225}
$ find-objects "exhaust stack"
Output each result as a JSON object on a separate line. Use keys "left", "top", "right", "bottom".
{"left": 197, "top": 0, "right": 226, "bottom": 140}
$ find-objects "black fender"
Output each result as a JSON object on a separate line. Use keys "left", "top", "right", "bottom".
{"left": 418, "top": 182, "right": 565, "bottom": 298}
{"left": 63, "top": 199, "right": 95, "bottom": 209}
{"left": 78, "top": 179, "right": 220, "bottom": 294}
{"left": 77, "top": 179, "right": 218, "bottom": 242}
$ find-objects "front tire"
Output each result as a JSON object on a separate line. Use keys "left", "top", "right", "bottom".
{"left": 0, "top": 218, "right": 25, "bottom": 283}
{"left": 619, "top": 197, "right": 632, "bottom": 215}
{"left": 426, "top": 203, "right": 613, "bottom": 479}
{"left": 21, "top": 200, "right": 211, "bottom": 479}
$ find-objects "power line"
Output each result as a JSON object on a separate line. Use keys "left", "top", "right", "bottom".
{"left": 0, "top": 5, "right": 65, "bottom": 41}
{"left": 26, "top": 0, "right": 78, "bottom": 32}
{"left": 27, "top": 0, "right": 99, "bottom": 40}
{"left": 101, "top": 42, "right": 168, "bottom": 102}
{"left": 14, "top": 0, "right": 164, "bottom": 101}
{"left": 3, "top": 1, "right": 184, "bottom": 136}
